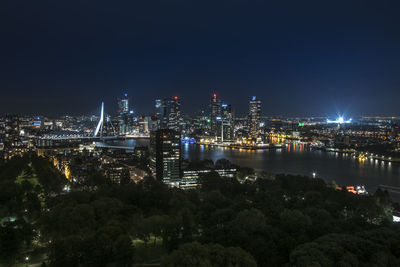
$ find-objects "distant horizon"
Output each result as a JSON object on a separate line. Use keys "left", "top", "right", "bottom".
{"left": 1, "top": 103, "right": 399, "bottom": 120}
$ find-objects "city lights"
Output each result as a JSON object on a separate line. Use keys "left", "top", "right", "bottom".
{"left": 1, "top": 2, "right": 400, "bottom": 266}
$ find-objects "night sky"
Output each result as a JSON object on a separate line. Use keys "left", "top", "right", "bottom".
{"left": 1, "top": 0, "right": 400, "bottom": 117}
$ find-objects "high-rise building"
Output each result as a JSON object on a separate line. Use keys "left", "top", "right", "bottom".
{"left": 209, "top": 93, "right": 222, "bottom": 135}
{"left": 155, "top": 97, "right": 181, "bottom": 132}
{"left": 221, "top": 103, "right": 234, "bottom": 140}
{"left": 167, "top": 96, "right": 181, "bottom": 132}
{"left": 117, "top": 93, "right": 132, "bottom": 135}
{"left": 151, "top": 129, "right": 181, "bottom": 185}
{"left": 155, "top": 99, "right": 163, "bottom": 129}
{"left": 249, "top": 96, "right": 261, "bottom": 138}
{"left": 117, "top": 93, "right": 129, "bottom": 114}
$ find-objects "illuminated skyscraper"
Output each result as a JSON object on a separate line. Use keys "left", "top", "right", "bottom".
{"left": 117, "top": 93, "right": 129, "bottom": 114}
{"left": 209, "top": 93, "right": 222, "bottom": 135}
{"left": 221, "top": 103, "right": 234, "bottom": 140}
{"left": 117, "top": 93, "right": 132, "bottom": 135}
{"left": 155, "top": 96, "right": 181, "bottom": 132}
{"left": 155, "top": 99, "right": 163, "bottom": 129}
{"left": 249, "top": 96, "right": 261, "bottom": 138}
{"left": 167, "top": 96, "right": 181, "bottom": 132}
{"left": 151, "top": 129, "right": 181, "bottom": 185}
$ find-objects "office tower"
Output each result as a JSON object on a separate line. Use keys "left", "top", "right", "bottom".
{"left": 221, "top": 103, "right": 234, "bottom": 141}
{"left": 117, "top": 93, "right": 129, "bottom": 114}
{"left": 249, "top": 96, "right": 261, "bottom": 138}
{"left": 151, "top": 129, "right": 181, "bottom": 184}
{"left": 209, "top": 93, "right": 222, "bottom": 135}
{"left": 155, "top": 97, "right": 181, "bottom": 132}
{"left": 117, "top": 93, "right": 132, "bottom": 135}
{"left": 167, "top": 96, "right": 181, "bottom": 132}
{"left": 155, "top": 99, "right": 163, "bottom": 129}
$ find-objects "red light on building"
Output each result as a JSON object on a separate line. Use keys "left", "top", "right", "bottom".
{"left": 213, "top": 93, "right": 217, "bottom": 98}
{"left": 174, "top": 96, "right": 178, "bottom": 100}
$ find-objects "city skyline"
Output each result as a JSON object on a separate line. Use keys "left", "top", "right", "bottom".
{"left": 2, "top": 2, "right": 400, "bottom": 266}
{"left": 1, "top": 1, "right": 400, "bottom": 116}
{"left": 0, "top": 91, "right": 398, "bottom": 119}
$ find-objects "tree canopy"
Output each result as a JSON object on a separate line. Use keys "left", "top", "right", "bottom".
{"left": 1, "top": 156, "right": 399, "bottom": 266}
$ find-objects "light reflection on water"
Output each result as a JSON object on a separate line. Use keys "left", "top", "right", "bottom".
{"left": 102, "top": 139, "right": 400, "bottom": 200}
{"left": 182, "top": 142, "right": 400, "bottom": 199}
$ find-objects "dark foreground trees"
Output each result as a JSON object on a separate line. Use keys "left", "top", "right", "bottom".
{"left": 1, "top": 156, "right": 400, "bottom": 266}
{"left": 162, "top": 242, "right": 257, "bottom": 267}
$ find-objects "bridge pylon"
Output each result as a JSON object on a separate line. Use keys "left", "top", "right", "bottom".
{"left": 93, "top": 102, "right": 104, "bottom": 138}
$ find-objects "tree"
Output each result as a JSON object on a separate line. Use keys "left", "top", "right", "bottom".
{"left": 280, "top": 209, "right": 311, "bottom": 244}
{"left": 137, "top": 215, "right": 168, "bottom": 247}
{"left": 208, "top": 244, "right": 257, "bottom": 267}
{"left": 215, "top": 159, "right": 232, "bottom": 169}
{"left": 49, "top": 235, "right": 83, "bottom": 267}
{"left": 233, "top": 208, "right": 267, "bottom": 235}
{"left": 0, "top": 223, "right": 23, "bottom": 262}
{"left": 259, "top": 171, "right": 276, "bottom": 180}
{"left": 162, "top": 242, "right": 210, "bottom": 267}
{"left": 199, "top": 171, "right": 224, "bottom": 192}
{"left": 290, "top": 233, "right": 400, "bottom": 266}
{"left": 112, "top": 235, "right": 134, "bottom": 266}
{"left": 236, "top": 167, "right": 254, "bottom": 180}
{"left": 162, "top": 242, "right": 257, "bottom": 267}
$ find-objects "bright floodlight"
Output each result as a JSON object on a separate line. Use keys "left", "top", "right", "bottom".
{"left": 326, "top": 116, "right": 352, "bottom": 124}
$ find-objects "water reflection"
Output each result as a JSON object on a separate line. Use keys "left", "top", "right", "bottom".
{"left": 101, "top": 139, "right": 400, "bottom": 200}
{"left": 182, "top": 143, "right": 400, "bottom": 200}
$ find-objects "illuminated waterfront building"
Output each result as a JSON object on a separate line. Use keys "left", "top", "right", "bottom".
{"left": 248, "top": 96, "right": 261, "bottom": 138}
{"left": 221, "top": 103, "right": 234, "bottom": 141}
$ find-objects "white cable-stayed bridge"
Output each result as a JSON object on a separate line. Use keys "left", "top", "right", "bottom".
{"left": 37, "top": 102, "right": 150, "bottom": 141}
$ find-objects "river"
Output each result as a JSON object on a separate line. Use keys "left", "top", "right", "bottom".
{"left": 100, "top": 139, "right": 400, "bottom": 200}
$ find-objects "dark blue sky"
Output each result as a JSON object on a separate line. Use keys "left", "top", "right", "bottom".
{"left": 1, "top": 0, "right": 399, "bottom": 117}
